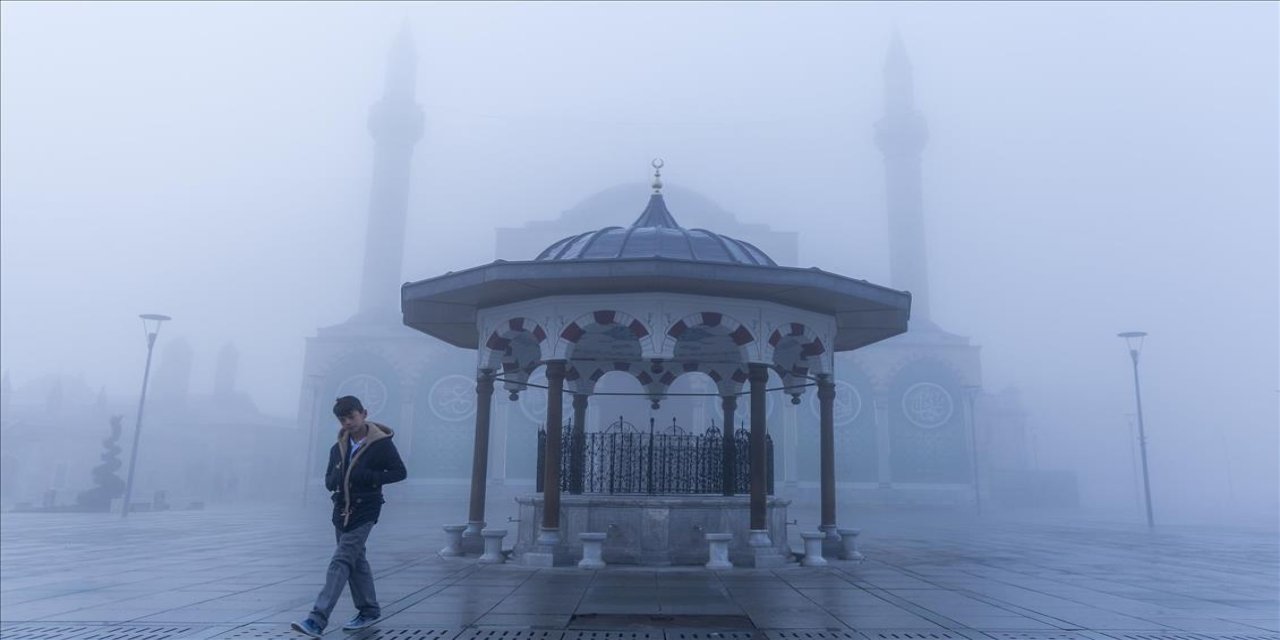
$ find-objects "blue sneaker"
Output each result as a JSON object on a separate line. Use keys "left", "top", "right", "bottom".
{"left": 291, "top": 618, "right": 323, "bottom": 638}
{"left": 342, "top": 613, "right": 380, "bottom": 631}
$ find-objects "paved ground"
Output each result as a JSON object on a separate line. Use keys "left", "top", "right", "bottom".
{"left": 1, "top": 492, "right": 1276, "bottom": 640}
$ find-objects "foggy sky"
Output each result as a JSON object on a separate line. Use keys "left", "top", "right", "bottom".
{"left": 1, "top": 2, "right": 1276, "bottom": 524}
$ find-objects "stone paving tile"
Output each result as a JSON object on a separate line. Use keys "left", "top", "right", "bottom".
{"left": 475, "top": 613, "right": 574, "bottom": 627}
{"left": 2, "top": 499, "right": 1277, "bottom": 640}
{"left": 834, "top": 613, "right": 945, "bottom": 629}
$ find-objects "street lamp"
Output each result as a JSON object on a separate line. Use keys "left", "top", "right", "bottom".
{"left": 1118, "top": 331, "right": 1154, "bottom": 528}
{"left": 121, "top": 313, "right": 171, "bottom": 518}
{"left": 962, "top": 385, "right": 982, "bottom": 515}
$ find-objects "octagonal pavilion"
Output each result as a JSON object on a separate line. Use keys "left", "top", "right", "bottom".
{"left": 401, "top": 163, "right": 911, "bottom": 566}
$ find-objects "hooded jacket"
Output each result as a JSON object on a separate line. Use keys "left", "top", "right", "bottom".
{"left": 324, "top": 421, "right": 407, "bottom": 531}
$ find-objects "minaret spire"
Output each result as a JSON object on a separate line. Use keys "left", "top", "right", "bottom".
{"left": 884, "top": 29, "right": 915, "bottom": 112}
{"left": 875, "top": 30, "right": 932, "bottom": 326}
{"left": 357, "top": 22, "right": 425, "bottom": 322}
{"left": 384, "top": 20, "right": 417, "bottom": 102}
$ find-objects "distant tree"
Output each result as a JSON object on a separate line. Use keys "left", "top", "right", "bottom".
{"left": 76, "top": 415, "right": 126, "bottom": 511}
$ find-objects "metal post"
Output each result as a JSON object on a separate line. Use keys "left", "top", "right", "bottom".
{"left": 122, "top": 326, "right": 161, "bottom": 518}
{"left": 1130, "top": 350, "right": 1155, "bottom": 528}
{"left": 964, "top": 386, "right": 982, "bottom": 515}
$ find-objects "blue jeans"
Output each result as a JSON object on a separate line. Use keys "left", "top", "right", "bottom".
{"left": 308, "top": 522, "right": 379, "bottom": 629}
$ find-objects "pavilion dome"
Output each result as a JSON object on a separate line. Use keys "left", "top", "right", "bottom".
{"left": 534, "top": 190, "right": 777, "bottom": 267}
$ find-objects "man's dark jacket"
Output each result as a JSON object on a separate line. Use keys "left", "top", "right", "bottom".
{"left": 325, "top": 421, "right": 406, "bottom": 531}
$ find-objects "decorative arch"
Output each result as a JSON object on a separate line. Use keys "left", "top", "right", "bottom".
{"left": 672, "top": 361, "right": 749, "bottom": 397}
{"left": 660, "top": 311, "right": 754, "bottom": 396}
{"left": 766, "top": 322, "right": 827, "bottom": 376}
{"left": 553, "top": 309, "right": 657, "bottom": 400}
{"left": 481, "top": 317, "right": 548, "bottom": 396}
{"left": 661, "top": 311, "right": 755, "bottom": 354}
{"left": 766, "top": 322, "right": 829, "bottom": 400}
{"left": 554, "top": 309, "right": 651, "bottom": 360}
{"left": 564, "top": 359, "right": 640, "bottom": 396}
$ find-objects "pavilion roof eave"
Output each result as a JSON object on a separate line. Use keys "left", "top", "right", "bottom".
{"left": 401, "top": 257, "right": 910, "bottom": 351}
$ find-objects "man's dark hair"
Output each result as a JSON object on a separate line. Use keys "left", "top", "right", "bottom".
{"left": 333, "top": 395, "right": 365, "bottom": 417}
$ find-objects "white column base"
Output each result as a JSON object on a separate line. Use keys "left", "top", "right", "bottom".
{"left": 836, "top": 527, "right": 865, "bottom": 561}
{"left": 705, "top": 533, "right": 733, "bottom": 570}
{"left": 477, "top": 528, "right": 507, "bottom": 564}
{"left": 801, "top": 531, "right": 828, "bottom": 567}
{"left": 439, "top": 524, "right": 466, "bottom": 557}
{"left": 578, "top": 532, "right": 607, "bottom": 569}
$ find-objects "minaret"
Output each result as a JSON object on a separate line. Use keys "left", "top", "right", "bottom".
{"left": 357, "top": 24, "right": 424, "bottom": 321}
{"left": 875, "top": 31, "right": 932, "bottom": 326}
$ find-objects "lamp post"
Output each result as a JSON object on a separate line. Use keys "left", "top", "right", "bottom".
{"left": 121, "top": 313, "right": 170, "bottom": 518}
{"left": 1118, "top": 331, "right": 1154, "bottom": 528}
{"left": 962, "top": 385, "right": 982, "bottom": 515}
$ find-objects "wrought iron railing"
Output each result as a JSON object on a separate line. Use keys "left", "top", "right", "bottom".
{"left": 536, "top": 417, "right": 774, "bottom": 495}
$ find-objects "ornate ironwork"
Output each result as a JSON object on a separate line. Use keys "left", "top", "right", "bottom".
{"left": 537, "top": 418, "right": 774, "bottom": 495}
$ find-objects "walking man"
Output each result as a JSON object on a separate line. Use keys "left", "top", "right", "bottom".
{"left": 293, "top": 396, "right": 406, "bottom": 637}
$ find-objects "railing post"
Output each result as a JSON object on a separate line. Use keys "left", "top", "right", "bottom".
{"left": 721, "top": 396, "right": 736, "bottom": 496}
{"left": 646, "top": 417, "right": 656, "bottom": 495}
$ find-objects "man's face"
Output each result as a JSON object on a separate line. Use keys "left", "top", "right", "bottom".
{"left": 338, "top": 410, "right": 368, "bottom": 434}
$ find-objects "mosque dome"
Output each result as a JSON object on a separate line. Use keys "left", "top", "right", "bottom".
{"left": 534, "top": 165, "right": 777, "bottom": 266}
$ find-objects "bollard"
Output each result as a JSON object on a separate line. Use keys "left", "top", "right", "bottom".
{"left": 478, "top": 529, "right": 508, "bottom": 564}
{"left": 578, "top": 532, "right": 607, "bottom": 569}
{"left": 800, "top": 531, "right": 828, "bottom": 567}
{"left": 705, "top": 533, "right": 733, "bottom": 570}
{"left": 836, "top": 527, "right": 864, "bottom": 561}
{"left": 439, "top": 524, "right": 466, "bottom": 557}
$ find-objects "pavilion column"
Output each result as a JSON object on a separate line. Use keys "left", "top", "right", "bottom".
{"left": 747, "top": 363, "right": 769, "bottom": 531}
{"left": 569, "top": 393, "right": 588, "bottom": 494}
{"left": 721, "top": 395, "right": 737, "bottom": 496}
{"left": 538, "top": 359, "right": 567, "bottom": 545}
{"left": 817, "top": 374, "right": 841, "bottom": 549}
{"left": 464, "top": 368, "right": 496, "bottom": 554}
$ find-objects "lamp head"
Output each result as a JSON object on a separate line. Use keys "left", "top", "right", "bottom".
{"left": 1118, "top": 331, "right": 1147, "bottom": 356}
{"left": 138, "top": 313, "right": 171, "bottom": 341}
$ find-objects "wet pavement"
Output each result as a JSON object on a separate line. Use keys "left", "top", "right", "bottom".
{"left": 1, "top": 492, "right": 1276, "bottom": 640}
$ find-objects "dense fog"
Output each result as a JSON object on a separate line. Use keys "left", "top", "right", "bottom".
{"left": 1, "top": 3, "right": 1276, "bottom": 526}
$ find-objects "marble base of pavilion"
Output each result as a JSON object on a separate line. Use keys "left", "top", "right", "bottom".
{"left": 511, "top": 494, "right": 793, "bottom": 567}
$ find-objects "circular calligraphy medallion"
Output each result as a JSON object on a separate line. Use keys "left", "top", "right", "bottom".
{"left": 809, "top": 379, "right": 862, "bottom": 426}
{"left": 335, "top": 374, "right": 389, "bottom": 419}
{"left": 428, "top": 374, "right": 476, "bottom": 422}
{"left": 901, "top": 382, "right": 954, "bottom": 429}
